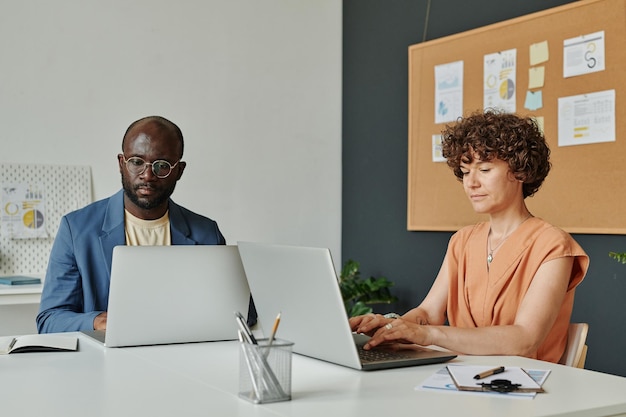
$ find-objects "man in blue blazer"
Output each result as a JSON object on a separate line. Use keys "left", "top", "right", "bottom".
{"left": 37, "top": 116, "right": 226, "bottom": 333}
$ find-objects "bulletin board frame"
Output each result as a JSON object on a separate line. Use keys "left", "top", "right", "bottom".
{"left": 407, "top": 0, "right": 626, "bottom": 234}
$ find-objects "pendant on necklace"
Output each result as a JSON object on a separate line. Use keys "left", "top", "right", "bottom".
{"left": 487, "top": 253, "right": 493, "bottom": 263}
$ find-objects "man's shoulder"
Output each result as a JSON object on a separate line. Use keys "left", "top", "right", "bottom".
{"left": 67, "top": 197, "right": 107, "bottom": 214}
{"left": 169, "top": 201, "right": 218, "bottom": 225}
{"left": 168, "top": 200, "right": 224, "bottom": 244}
{"left": 64, "top": 191, "right": 121, "bottom": 223}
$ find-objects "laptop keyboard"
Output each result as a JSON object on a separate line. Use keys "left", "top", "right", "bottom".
{"left": 358, "top": 345, "right": 413, "bottom": 363}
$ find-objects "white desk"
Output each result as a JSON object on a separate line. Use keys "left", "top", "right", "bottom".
{"left": 2, "top": 333, "right": 625, "bottom": 417}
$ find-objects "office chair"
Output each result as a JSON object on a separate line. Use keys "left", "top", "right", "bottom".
{"left": 558, "top": 323, "right": 589, "bottom": 368}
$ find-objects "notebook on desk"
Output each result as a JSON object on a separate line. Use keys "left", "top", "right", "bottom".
{"left": 82, "top": 245, "right": 251, "bottom": 347}
{"left": 237, "top": 241, "right": 456, "bottom": 371}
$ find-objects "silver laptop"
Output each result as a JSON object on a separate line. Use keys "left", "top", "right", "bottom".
{"left": 83, "top": 245, "right": 251, "bottom": 347}
{"left": 237, "top": 241, "right": 456, "bottom": 371}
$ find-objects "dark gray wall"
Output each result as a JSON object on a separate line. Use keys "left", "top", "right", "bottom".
{"left": 342, "top": 0, "right": 626, "bottom": 377}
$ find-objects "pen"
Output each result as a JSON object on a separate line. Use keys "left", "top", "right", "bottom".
{"left": 474, "top": 366, "right": 505, "bottom": 380}
{"left": 267, "top": 312, "right": 281, "bottom": 348}
{"left": 235, "top": 311, "right": 258, "bottom": 344}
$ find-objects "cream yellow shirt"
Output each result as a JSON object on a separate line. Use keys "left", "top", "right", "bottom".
{"left": 124, "top": 209, "right": 171, "bottom": 246}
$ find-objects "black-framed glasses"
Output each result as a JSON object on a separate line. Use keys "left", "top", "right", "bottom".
{"left": 121, "top": 155, "right": 180, "bottom": 179}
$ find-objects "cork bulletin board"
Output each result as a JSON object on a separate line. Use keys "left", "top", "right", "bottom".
{"left": 407, "top": 0, "right": 626, "bottom": 234}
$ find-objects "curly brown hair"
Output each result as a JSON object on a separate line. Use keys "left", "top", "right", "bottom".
{"left": 441, "top": 110, "right": 551, "bottom": 198}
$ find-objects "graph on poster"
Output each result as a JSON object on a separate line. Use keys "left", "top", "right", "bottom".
{"left": 0, "top": 164, "right": 92, "bottom": 275}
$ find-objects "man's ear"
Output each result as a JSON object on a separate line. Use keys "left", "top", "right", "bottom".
{"left": 117, "top": 154, "right": 125, "bottom": 173}
{"left": 175, "top": 161, "right": 187, "bottom": 180}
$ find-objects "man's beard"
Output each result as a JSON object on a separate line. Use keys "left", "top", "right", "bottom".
{"left": 121, "top": 174, "right": 176, "bottom": 210}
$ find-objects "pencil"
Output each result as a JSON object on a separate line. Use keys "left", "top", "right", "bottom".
{"left": 267, "top": 312, "right": 281, "bottom": 348}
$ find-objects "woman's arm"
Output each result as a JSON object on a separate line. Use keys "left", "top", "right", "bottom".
{"left": 363, "top": 256, "right": 574, "bottom": 357}
{"left": 350, "top": 256, "right": 451, "bottom": 334}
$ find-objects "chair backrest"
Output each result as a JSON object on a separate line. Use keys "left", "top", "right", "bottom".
{"left": 559, "top": 323, "right": 589, "bottom": 368}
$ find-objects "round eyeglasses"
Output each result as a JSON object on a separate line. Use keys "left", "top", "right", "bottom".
{"left": 121, "top": 155, "right": 180, "bottom": 179}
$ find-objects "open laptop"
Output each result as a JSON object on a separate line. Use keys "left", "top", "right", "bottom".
{"left": 83, "top": 245, "right": 251, "bottom": 347}
{"left": 237, "top": 241, "right": 456, "bottom": 371}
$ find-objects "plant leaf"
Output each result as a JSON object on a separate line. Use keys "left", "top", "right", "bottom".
{"left": 348, "top": 301, "right": 372, "bottom": 317}
{"left": 609, "top": 252, "right": 626, "bottom": 264}
{"left": 340, "top": 260, "right": 398, "bottom": 317}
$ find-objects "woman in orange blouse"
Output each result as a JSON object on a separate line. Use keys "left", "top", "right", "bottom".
{"left": 350, "top": 110, "right": 589, "bottom": 363}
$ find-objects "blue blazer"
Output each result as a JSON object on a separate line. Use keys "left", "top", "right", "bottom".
{"left": 36, "top": 190, "right": 225, "bottom": 333}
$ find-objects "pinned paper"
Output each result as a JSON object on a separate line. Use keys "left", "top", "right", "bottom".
{"left": 432, "top": 134, "right": 446, "bottom": 163}
{"left": 435, "top": 61, "right": 464, "bottom": 124}
{"left": 558, "top": 89, "right": 615, "bottom": 146}
{"left": 563, "top": 31, "right": 605, "bottom": 78}
{"left": 483, "top": 49, "right": 517, "bottom": 113}
{"left": 530, "top": 41, "right": 549, "bottom": 65}
{"left": 524, "top": 90, "right": 543, "bottom": 111}
{"left": 528, "top": 66, "right": 545, "bottom": 89}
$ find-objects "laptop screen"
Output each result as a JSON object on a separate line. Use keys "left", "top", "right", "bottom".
{"left": 101, "top": 245, "right": 251, "bottom": 347}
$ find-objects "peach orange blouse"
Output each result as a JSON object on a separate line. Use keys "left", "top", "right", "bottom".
{"left": 445, "top": 217, "right": 589, "bottom": 363}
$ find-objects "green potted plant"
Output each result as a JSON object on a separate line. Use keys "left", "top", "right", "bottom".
{"left": 609, "top": 251, "right": 626, "bottom": 264}
{"left": 339, "top": 259, "right": 398, "bottom": 317}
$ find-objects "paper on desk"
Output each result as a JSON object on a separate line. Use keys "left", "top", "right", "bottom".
{"left": 447, "top": 365, "right": 543, "bottom": 392}
{"left": 416, "top": 367, "right": 550, "bottom": 399}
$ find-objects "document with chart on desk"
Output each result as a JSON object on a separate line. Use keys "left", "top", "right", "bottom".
{"left": 417, "top": 366, "right": 550, "bottom": 398}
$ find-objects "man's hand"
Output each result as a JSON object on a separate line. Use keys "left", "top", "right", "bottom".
{"left": 94, "top": 312, "right": 108, "bottom": 330}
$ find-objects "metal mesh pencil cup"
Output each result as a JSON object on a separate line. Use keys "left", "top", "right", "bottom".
{"left": 239, "top": 338, "right": 293, "bottom": 404}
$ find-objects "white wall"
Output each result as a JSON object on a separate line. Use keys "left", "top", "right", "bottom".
{"left": 0, "top": 1, "right": 342, "bottom": 261}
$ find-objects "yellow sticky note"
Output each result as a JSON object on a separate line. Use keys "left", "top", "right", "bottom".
{"left": 528, "top": 66, "right": 545, "bottom": 89}
{"left": 530, "top": 40, "right": 549, "bottom": 65}
{"left": 534, "top": 116, "right": 545, "bottom": 134}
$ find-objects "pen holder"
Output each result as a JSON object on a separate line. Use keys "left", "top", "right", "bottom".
{"left": 239, "top": 338, "right": 293, "bottom": 404}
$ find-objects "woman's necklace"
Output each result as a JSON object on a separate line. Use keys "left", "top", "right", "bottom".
{"left": 487, "top": 213, "right": 533, "bottom": 264}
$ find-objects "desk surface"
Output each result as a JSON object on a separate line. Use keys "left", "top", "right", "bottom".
{"left": 1, "top": 333, "right": 625, "bottom": 417}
